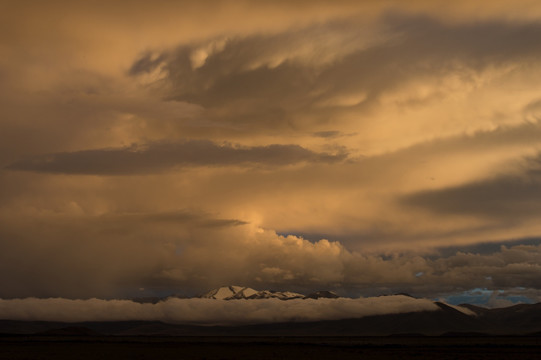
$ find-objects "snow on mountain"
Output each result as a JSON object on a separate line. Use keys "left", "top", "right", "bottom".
{"left": 200, "top": 286, "right": 248, "bottom": 299}
{"left": 245, "top": 290, "right": 304, "bottom": 300}
{"left": 199, "top": 286, "right": 309, "bottom": 300}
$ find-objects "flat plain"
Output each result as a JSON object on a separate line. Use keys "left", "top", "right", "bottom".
{"left": 1, "top": 336, "right": 540, "bottom": 360}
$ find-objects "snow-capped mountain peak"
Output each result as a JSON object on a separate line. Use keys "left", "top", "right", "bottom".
{"left": 199, "top": 286, "right": 319, "bottom": 300}
{"left": 245, "top": 290, "right": 304, "bottom": 300}
{"left": 200, "top": 286, "right": 256, "bottom": 300}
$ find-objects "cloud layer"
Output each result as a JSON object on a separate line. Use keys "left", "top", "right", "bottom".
{"left": 0, "top": 296, "right": 439, "bottom": 325}
{"left": 3, "top": 1, "right": 541, "bottom": 304}
{"left": 127, "top": 13, "right": 541, "bottom": 140}
{"left": 1, "top": 210, "right": 540, "bottom": 301}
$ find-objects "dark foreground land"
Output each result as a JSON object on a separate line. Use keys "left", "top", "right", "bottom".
{"left": 1, "top": 336, "right": 541, "bottom": 360}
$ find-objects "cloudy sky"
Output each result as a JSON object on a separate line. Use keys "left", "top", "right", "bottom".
{"left": 3, "top": 0, "right": 541, "bottom": 305}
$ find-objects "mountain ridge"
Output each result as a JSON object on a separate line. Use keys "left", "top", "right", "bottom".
{"left": 199, "top": 285, "right": 337, "bottom": 300}
{"left": 137, "top": 286, "right": 342, "bottom": 302}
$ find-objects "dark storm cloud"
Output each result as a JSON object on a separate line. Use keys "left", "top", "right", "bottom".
{"left": 0, "top": 209, "right": 248, "bottom": 299}
{"left": 137, "top": 210, "right": 248, "bottom": 228}
{"left": 399, "top": 120, "right": 541, "bottom": 156}
{"left": 428, "top": 244, "right": 541, "bottom": 291}
{"left": 105, "top": 210, "right": 248, "bottom": 228}
{"left": 128, "top": 52, "right": 167, "bottom": 76}
{"left": 130, "top": 14, "right": 541, "bottom": 132}
{"left": 402, "top": 152, "right": 541, "bottom": 220}
{"left": 434, "top": 237, "right": 541, "bottom": 258}
{"left": 313, "top": 131, "right": 343, "bottom": 138}
{"left": 6, "top": 140, "right": 346, "bottom": 175}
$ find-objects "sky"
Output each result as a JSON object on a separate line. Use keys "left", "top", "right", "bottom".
{"left": 3, "top": 0, "right": 541, "bottom": 306}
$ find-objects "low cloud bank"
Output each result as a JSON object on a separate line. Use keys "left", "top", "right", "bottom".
{"left": 0, "top": 296, "right": 439, "bottom": 325}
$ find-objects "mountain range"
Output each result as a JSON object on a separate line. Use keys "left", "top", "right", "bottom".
{"left": 199, "top": 286, "right": 339, "bottom": 300}
{"left": 132, "top": 286, "right": 340, "bottom": 303}
{"left": 2, "top": 287, "right": 541, "bottom": 336}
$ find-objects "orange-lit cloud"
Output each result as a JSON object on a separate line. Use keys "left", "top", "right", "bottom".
{"left": 2, "top": 1, "right": 541, "bottom": 301}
